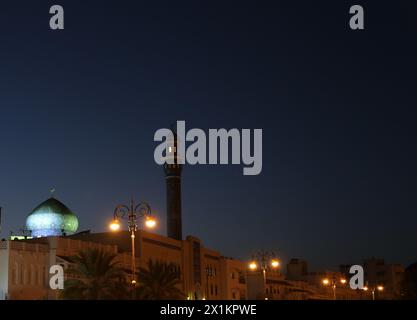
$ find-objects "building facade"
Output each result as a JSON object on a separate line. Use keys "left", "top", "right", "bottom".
{"left": 340, "top": 258, "right": 405, "bottom": 299}
{"left": 2, "top": 233, "right": 396, "bottom": 300}
{"left": 0, "top": 230, "right": 248, "bottom": 300}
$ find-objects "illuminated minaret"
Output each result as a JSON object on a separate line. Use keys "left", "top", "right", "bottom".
{"left": 164, "top": 130, "right": 183, "bottom": 240}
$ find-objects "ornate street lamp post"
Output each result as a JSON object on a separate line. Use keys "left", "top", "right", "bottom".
{"left": 248, "top": 250, "right": 280, "bottom": 299}
{"left": 363, "top": 284, "right": 384, "bottom": 300}
{"left": 322, "top": 275, "right": 347, "bottom": 300}
{"left": 109, "top": 198, "right": 156, "bottom": 298}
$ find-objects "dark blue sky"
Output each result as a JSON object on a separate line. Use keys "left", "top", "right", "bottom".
{"left": 0, "top": 1, "right": 416, "bottom": 270}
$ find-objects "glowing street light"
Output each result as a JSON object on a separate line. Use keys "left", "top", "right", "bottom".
{"left": 271, "top": 260, "right": 280, "bottom": 268}
{"left": 249, "top": 262, "right": 258, "bottom": 270}
{"left": 248, "top": 250, "right": 280, "bottom": 300}
{"left": 248, "top": 251, "right": 280, "bottom": 280}
{"left": 363, "top": 284, "right": 384, "bottom": 300}
{"left": 322, "top": 275, "right": 347, "bottom": 300}
{"left": 145, "top": 216, "right": 157, "bottom": 229}
{"left": 109, "top": 219, "right": 121, "bottom": 231}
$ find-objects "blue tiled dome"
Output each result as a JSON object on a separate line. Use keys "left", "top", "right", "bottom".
{"left": 26, "top": 198, "right": 79, "bottom": 237}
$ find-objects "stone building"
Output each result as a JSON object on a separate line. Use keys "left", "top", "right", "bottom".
{"left": 0, "top": 229, "right": 248, "bottom": 300}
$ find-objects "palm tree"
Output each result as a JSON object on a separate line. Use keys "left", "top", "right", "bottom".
{"left": 62, "top": 248, "right": 130, "bottom": 300}
{"left": 137, "top": 260, "right": 185, "bottom": 300}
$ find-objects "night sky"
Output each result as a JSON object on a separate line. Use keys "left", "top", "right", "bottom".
{"left": 0, "top": 1, "right": 416, "bottom": 270}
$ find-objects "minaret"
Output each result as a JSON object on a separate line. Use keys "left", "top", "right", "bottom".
{"left": 164, "top": 130, "right": 183, "bottom": 240}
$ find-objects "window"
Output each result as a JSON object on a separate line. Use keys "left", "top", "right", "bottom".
{"left": 193, "top": 242, "right": 201, "bottom": 283}
{"left": 215, "top": 285, "right": 218, "bottom": 296}
{"left": 12, "top": 263, "right": 18, "bottom": 285}
{"left": 239, "top": 273, "right": 246, "bottom": 284}
{"left": 43, "top": 266, "right": 47, "bottom": 285}
{"left": 231, "top": 272, "right": 235, "bottom": 279}
{"left": 28, "top": 265, "right": 32, "bottom": 285}
{"left": 20, "top": 265, "right": 25, "bottom": 285}
{"left": 232, "top": 292, "right": 236, "bottom": 299}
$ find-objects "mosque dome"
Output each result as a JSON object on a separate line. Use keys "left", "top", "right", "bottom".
{"left": 26, "top": 197, "right": 79, "bottom": 237}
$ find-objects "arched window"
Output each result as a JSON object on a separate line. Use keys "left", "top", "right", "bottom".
{"left": 12, "top": 263, "right": 18, "bottom": 285}
{"left": 20, "top": 265, "right": 25, "bottom": 285}
{"left": 38, "top": 266, "right": 43, "bottom": 285}
{"left": 28, "top": 265, "right": 32, "bottom": 285}
{"left": 35, "top": 266, "right": 39, "bottom": 285}
{"left": 43, "top": 266, "right": 47, "bottom": 286}
{"left": 32, "top": 265, "right": 36, "bottom": 285}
